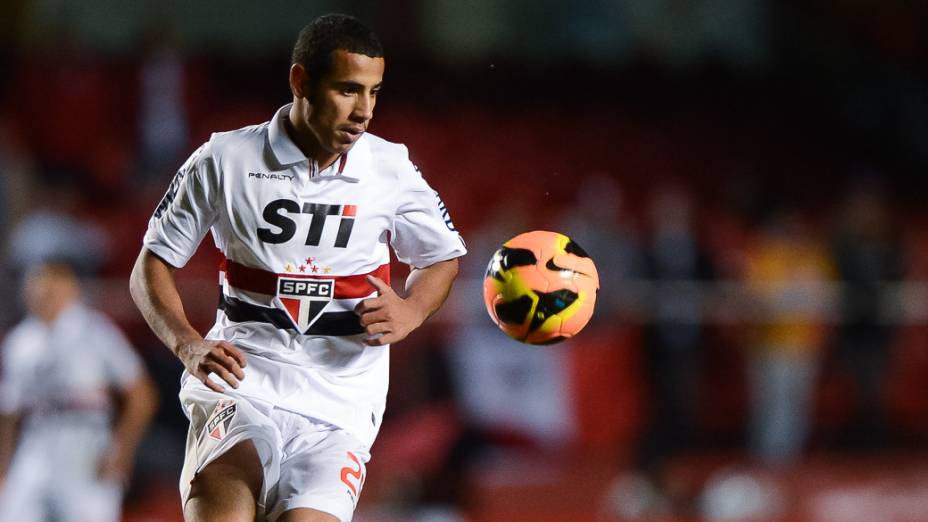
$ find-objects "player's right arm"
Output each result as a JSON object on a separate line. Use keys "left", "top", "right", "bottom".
{"left": 0, "top": 333, "right": 25, "bottom": 483}
{"left": 131, "top": 141, "right": 245, "bottom": 393}
{"left": 130, "top": 250, "right": 246, "bottom": 392}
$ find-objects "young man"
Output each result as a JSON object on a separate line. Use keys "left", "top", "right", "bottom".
{"left": 130, "top": 14, "right": 466, "bottom": 522}
{"left": 0, "top": 260, "right": 158, "bottom": 522}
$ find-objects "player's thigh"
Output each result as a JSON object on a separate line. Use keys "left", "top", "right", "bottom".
{"left": 277, "top": 507, "right": 340, "bottom": 522}
{"left": 180, "top": 386, "right": 284, "bottom": 516}
{"left": 186, "top": 439, "right": 264, "bottom": 522}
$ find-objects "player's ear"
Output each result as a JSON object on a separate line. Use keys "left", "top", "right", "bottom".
{"left": 289, "top": 64, "right": 310, "bottom": 99}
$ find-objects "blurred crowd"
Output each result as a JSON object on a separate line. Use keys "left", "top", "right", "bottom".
{"left": 442, "top": 172, "right": 928, "bottom": 520}
{"left": 1, "top": 2, "right": 928, "bottom": 521}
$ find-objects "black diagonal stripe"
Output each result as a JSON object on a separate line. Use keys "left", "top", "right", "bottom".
{"left": 218, "top": 293, "right": 364, "bottom": 336}
{"left": 564, "top": 239, "right": 590, "bottom": 258}
{"left": 545, "top": 258, "right": 591, "bottom": 277}
{"left": 528, "top": 289, "right": 578, "bottom": 332}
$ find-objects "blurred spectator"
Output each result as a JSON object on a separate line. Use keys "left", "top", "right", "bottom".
{"left": 638, "top": 185, "right": 715, "bottom": 479}
{"left": 447, "top": 199, "right": 576, "bottom": 448}
{"left": 555, "top": 173, "right": 644, "bottom": 323}
{"left": 448, "top": 325, "right": 577, "bottom": 448}
{"left": 743, "top": 209, "right": 834, "bottom": 465}
{"left": 830, "top": 176, "right": 903, "bottom": 450}
{"left": 0, "top": 260, "right": 158, "bottom": 522}
{"left": 6, "top": 181, "right": 111, "bottom": 277}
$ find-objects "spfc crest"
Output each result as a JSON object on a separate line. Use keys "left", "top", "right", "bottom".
{"left": 207, "top": 399, "right": 236, "bottom": 441}
{"left": 277, "top": 277, "right": 334, "bottom": 333}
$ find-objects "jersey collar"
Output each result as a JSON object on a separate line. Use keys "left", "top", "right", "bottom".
{"left": 307, "top": 152, "right": 354, "bottom": 182}
{"left": 267, "top": 103, "right": 368, "bottom": 183}
{"left": 326, "top": 134, "right": 370, "bottom": 183}
{"left": 267, "top": 104, "right": 306, "bottom": 167}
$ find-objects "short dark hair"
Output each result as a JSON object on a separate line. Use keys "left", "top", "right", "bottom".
{"left": 291, "top": 14, "right": 383, "bottom": 84}
{"left": 27, "top": 257, "right": 80, "bottom": 282}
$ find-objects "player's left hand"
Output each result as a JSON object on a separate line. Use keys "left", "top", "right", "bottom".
{"left": 356, "top": 275, "right": 426, "bottom": 346}
{"left": 97, "top": 443, "right": 133, "bottom": 485}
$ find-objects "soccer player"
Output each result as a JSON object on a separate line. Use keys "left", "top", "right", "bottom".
{"left": 0, "top": 260, "right": 159, "bottom": 522}
{"left": 129, "top": 14, "right": 466, "bottom": 522}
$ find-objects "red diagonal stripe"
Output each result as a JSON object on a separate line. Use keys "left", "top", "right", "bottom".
{"left": 219, "top": 254, "right": 389, "bottom": 299}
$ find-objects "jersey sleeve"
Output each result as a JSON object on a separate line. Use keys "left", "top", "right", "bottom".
{"left": 143, "top": 142, "right": 221, "bottom": 268}
{"left": 391, "top": 159, "right": 467, "bottom": 268}
{"left": 94, "top": 314, "right": 144, "bottom": 390}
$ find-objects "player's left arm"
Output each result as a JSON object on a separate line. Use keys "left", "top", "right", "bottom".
{"left": 99, "top": 374, "right": 159, "bottom": 484}
{"left": 357, "top": 257, "right": 460, "bottom": 346}
{"left": 0, "top": 413, "right": 19, "bottom": 484}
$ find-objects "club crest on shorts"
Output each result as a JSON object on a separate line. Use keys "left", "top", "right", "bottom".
{"left": 277, "top": 277, "right": 334, "bottom": 333}
{"left": 207, "top": 399, "right": 236, "bottom": 441}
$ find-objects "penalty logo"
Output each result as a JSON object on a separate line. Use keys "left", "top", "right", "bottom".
{"left": 207, "top": 400, "right": 236, "bottom": 441}
{"left": 277, "top": 277, "right": 334, "bottom": 333}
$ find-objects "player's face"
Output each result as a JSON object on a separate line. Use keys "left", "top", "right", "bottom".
{"left": 23, "top": 269, "right": 78, "bottom": 323}
{"left": 301, "top": 50, "right": 384, "bottom": 157}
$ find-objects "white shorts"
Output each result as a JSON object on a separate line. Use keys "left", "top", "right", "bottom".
{"left": 179, "top": 386, "right": 370, "bottom": 522}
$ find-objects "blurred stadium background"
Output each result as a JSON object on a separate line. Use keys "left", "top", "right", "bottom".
{"left": 2, "top": 0, "right": 928, "bottom": 520}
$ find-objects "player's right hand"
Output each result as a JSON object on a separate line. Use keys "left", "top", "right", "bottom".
{"left": 175, "top": 339, "right": 247, "bottom": 393}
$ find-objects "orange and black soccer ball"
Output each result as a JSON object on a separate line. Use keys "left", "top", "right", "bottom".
{"left": 483, "top": 230, "right": 599, "bottom": 344}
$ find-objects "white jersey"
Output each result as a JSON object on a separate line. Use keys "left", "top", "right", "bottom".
{"left": 0, "top": 302, "right": 143, "bottom": 426}
{"left": 144, "top": 104, "right": 466, "bottom": 447}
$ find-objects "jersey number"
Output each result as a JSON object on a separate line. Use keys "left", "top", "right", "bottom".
{"left": 257, "top": 199, "right": 357, "bottom": 247}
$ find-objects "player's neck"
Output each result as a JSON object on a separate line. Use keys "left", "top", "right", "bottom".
{"left": 285, "top": 108, "right": 339, "bottom": 171}
{"left": 33, "top": 298, "right": 76, "bottom": 325}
